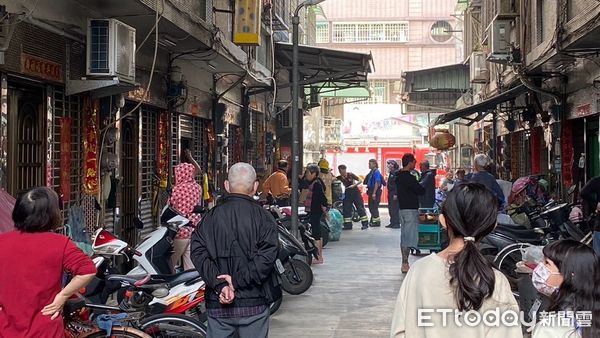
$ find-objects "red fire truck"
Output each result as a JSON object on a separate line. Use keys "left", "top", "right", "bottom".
{"left": 325, "top": 145, "right": 447, "bottom": 205}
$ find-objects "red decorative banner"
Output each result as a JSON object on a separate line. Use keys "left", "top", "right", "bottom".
{"left": 562, "top": 120, "right": 574, "bottom": 187}
{"left": 157, "top": 112, "right": 169, "bottom": 188}
{"left": 530, "top": 128, "right": 542, "bottom": 175}
{"left": 60, "top": 117, "right": 72, "bottom": 199}
{"left": 83, "top": 97, "right": 99, "bottom": 195}
{"left": 21, "top": 53, "right": 63, "bottom": 83}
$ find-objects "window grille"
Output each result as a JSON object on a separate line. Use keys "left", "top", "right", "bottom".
{"left": 316, "top": 22, "right": 329, "bottom": 43}
{"left": 332, "top": 22, "right": 409, "bottom": 43}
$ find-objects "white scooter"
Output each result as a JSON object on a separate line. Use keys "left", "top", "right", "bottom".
{"left": 92, "top": 204, "right": 193, "bottom": 275}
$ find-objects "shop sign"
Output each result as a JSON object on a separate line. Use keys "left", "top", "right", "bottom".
{"left": 21, "top": 53, "right": 63, "bottom": 83}
{"left": 575, "top": 103, "right": 592, "bottom": 118}
{"left": 128, "top": 86, "right": 151, "bottom": 103}
{"left": 233, "top": 0, "right": 262, "bottom": 45}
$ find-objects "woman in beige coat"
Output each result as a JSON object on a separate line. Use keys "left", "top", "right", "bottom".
{"left": 391, "top": 183, "right": 523, "bottom": 338}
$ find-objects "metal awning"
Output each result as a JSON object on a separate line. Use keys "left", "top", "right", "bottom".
{"left": 274, "top": 42, "right": 373, "bottom": 95}
{"left": 402, "top": 63, "right": 470, "bottom": 114}
{"left": 432, "top": 84, "right": 528, "bottom": 125}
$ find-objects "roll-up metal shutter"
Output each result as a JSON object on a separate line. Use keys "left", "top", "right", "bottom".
{"left": 140, "top": 108, "right": 158, "bottom": 239}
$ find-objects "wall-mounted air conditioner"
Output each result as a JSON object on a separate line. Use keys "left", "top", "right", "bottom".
{"left": 487, "top": 18, "right": 511, "bottom": 63}
{"left": 470, "top": 52, "right": 489, "bottom": 83}
{"left": 87, "top": 19, "right": 136, "bottom": 83}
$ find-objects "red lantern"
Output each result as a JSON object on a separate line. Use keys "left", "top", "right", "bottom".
{"left": 429, "top": 131, "right": 456, "bottom": 150}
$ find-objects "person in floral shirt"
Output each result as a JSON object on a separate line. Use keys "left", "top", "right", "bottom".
{"left": 170, "top": 149, "right": 202, "bottom": 271}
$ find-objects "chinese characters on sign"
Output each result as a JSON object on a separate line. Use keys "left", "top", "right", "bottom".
{"left": 83, "top": 97, "right": 99, "bottom": 195}
{"left": 60, "top": 117, "right": 72, "bottom": 199}
{"left": 21, "top": 53, "right": 63, "bottom": 83}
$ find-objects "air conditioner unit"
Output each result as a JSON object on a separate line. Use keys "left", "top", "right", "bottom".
{"left": 87, "top": 19, "right": 136, "bottom": 83}
{"left": 470, "top": 52, "right": 489, "bottom": 83}
{"left": 487, "top": 18, "right": 511, "bottom": 63}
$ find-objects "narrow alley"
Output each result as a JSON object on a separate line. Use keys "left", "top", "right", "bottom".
{"left": 270, "top": 211, "right": 412, "bottom": 338}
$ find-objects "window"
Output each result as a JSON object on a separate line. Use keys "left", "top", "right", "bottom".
{"left": 333, "top": 23, "right": 356, "bottom": 43}
{"left": 316, "top": 22, "right": 329, "bottom": 43}
{"left": 430, "top": 21, "right": 453, "bottom": 42}
{"left": 332, "top": 22, "right": 409, "bottom": 43}
{"left": 357, "top": 80, "right": 388, "bottom": 104}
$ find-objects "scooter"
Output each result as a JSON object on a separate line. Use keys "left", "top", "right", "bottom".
{"left": 270, "top": 206, "right": 319, "bottom": 264}
{"left": 92, "top": 204, "right": 193, "bottom": 276}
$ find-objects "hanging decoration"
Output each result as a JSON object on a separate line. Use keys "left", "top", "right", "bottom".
{"left": 207, "top": 122, "right": 216, "bottom": 178}
{"left": 429, "top": 130, "right": 456, "bottom": 150}
{"left": 83, "top": 97, "right": 99, "bottom": 195}
{"left": 530, "top": 128, "right": 542, "bottom": 175}
{"left": 561, "top": 120, "right": 574, "bottom": 187}
{"left": 60, "top": 117, "right": 72, "bottom": 199}
{"left": 157, "top": 112, "right": 169, "bottom": 188}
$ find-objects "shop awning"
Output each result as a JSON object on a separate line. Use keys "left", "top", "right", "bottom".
{"left": 432, "top": 84, "right": 528, "bottom": 125}
{"left": 274, "top": 42, "right": 373, "bottom": 96}
{"left": 401, "top": 63, "right": 470, "bottom": 115}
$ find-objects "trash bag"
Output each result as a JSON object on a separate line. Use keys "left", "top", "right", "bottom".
{"left": 327, "top": 209, "right": 343, "bottom": 242}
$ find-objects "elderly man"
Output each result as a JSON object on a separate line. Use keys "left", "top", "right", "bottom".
{"left": 469, "top": 154, "right": 505, "bottom": 208}
{"left": 418, "top": 160, "right": 436, "bottom": 208}
{"left": 191, "top": 162, "right": 281, "bottom": 338}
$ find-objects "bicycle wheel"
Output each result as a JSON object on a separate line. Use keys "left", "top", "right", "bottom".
{"left": 139, "top": 313, "right": 207, "bottom": 338}
{"left": 83, "top": 327, "right": 151, "bottom": 338}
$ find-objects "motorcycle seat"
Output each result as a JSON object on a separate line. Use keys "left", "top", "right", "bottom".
{"left": 495, "top": 224, "right": 541, "bottom": 242}
{"left": 148, "top": 270, "right": 201, "bottom": 287}
{"left": 107, "top": 274, "right": 148, "bottom": 286}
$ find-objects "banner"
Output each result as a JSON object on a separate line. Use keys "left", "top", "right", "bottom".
{"left": 157, "top": 112, "right": 169, "bottom": 188}
{"left": 83, "top": 97, "right": 99, "bottom": 195}
{"left": 60, "top": 117, "right": 72, "bottom": 199}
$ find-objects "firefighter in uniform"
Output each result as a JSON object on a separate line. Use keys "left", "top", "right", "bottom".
{"left": 337, "top": 164, "right": 369, "bottom": 230}
{"left": 364, "top": 159, "right": 384, "bottom": 227}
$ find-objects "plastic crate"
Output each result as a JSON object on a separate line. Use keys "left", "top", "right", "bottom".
{"left": 417, "top": 208, "right": 441, "bottom": 250}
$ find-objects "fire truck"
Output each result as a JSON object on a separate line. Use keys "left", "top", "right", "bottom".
{"left": 325, "top": 145, "right": 447, "bottom": 205}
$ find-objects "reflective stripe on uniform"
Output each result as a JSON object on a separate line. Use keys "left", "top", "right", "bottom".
{"left": 360, "top": 216, "right": 369, "bottom": 221}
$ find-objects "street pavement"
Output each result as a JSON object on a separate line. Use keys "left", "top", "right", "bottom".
{"left": 270, "top": 209, "right": 418, "bottom": 338}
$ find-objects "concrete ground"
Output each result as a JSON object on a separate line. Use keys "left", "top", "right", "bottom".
{"left": 270, "top": 209, "right": 417, "bottom": 338}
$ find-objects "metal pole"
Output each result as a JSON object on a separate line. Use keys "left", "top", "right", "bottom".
{"left": 291, "top": 11, "right": 301, "bottom": 236}
{"left": 492, "top": 109, "right": 498, "bottom": 177}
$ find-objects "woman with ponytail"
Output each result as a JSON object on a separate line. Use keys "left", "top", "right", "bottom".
{"left": 391, "top": 183, "right": 523, "bottom": 338}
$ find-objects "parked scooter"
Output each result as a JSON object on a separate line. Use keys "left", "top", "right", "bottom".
{"left": 92, "top": 204, "right": 196, "bottom": 276}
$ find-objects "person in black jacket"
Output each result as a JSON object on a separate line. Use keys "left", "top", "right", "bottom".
{"left": 191, "top": 162, "right": 281, "bottom": 338}
{"left": 304, "top": 163, "right": 329, "bottom": 264}
{"left": 395, "top": 154, "right": 425, "bottom": 273}
{"left": 418, "top": 160, "right": 436, "bottom": 208}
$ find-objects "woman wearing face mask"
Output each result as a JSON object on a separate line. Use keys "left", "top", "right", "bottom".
{"left": 390, "top": 183, "right": 522, "bottom": 338}
{"left": 531, "top": 240, "right": 600, "bottom": 338}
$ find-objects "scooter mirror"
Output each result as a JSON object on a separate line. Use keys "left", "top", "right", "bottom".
{"left": 134, "top": 217, "right": 144, "bottom": 229}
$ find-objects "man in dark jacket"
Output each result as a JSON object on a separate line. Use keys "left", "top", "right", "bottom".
{"left": 469, "top": 154, "right": 505, "bottom": 209}
{"left": 395, "top": 154, "right": 425, "bottom": 273}
{"left": 418, "top": 160, "right": 436, "bottom": 208}
{"left": 386, "top": 160, "right": 401, "bottom": 228}
{"left": 191, "top": 162, "right": 281, "bottom": 338}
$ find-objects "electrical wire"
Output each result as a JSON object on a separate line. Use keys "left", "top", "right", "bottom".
{"left": 0, "top": 0, "right": 39, "bottom": 27}
{"left": 136, "top": 0, "right": 165, "bottom": 53}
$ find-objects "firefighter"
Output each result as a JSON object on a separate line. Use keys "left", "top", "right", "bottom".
{"left": 318, "top": 158, "right": 335, "bottom": 205}
{"left": 337, "top": 164, "right": 369, "bottom": 230}
{"left": 364, "top": 159, "right": 384, "bottom": 227}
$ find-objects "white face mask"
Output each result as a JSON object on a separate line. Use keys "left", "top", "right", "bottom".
{"left": 532, "top": 263, "right": 560, "bottom": 296}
